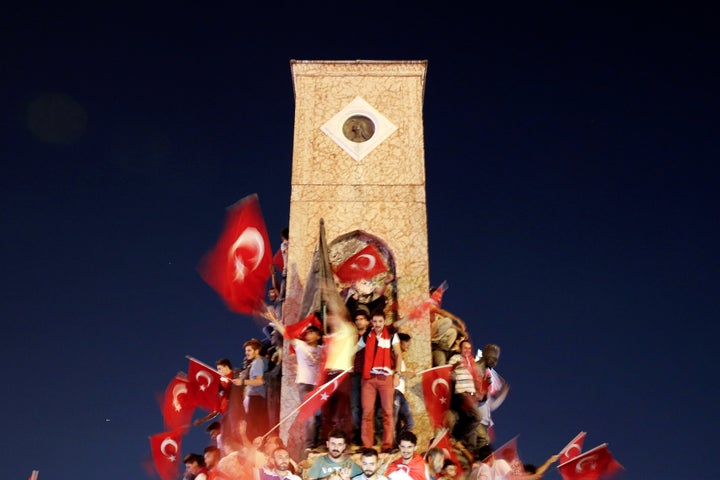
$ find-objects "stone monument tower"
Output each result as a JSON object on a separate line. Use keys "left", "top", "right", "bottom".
{"left": 279, "top": 60, "right": 434, "bottom": 453}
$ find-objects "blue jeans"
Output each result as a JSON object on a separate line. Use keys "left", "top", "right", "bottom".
{"left": 394, "top": 390, "right": 415, "bottom": 443}
{"left": 298, "top": 383, "right": 318, "bottom": 449}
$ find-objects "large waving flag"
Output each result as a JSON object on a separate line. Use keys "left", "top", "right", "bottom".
{"left": 161, "top": 373, "right": 195, "bottom": 431}
{"left": 333, "top": 243, "right": 387, "bottom": 283}
{"left": 149, "top": 429, "right": 184, "bottom": 480}
{"left": 421, "top": 365, "right": 453, "bottom": 429}
{"left": 557, "top": 443, "right": 624, "bottom": 480}
{"left": 559, "top": 431, "right": 587, "bottom": 465}
{"left": 187, "top": 356, "right": 221, "bottom": 413}
{"left": 198, "top": 194, "right": 272, "bottom": 314}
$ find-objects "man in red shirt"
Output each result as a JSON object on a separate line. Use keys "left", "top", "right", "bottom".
{"left": 361, "top": 311, "right": 402, "bottom": 452}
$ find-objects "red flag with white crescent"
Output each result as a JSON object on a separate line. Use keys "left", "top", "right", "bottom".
{"left": 559, "top": 431, "right": 587, "bottom": 465}
{"left": 493, "top": 436, "right": 524, "bottom": 475}
{"left": 421, "top": 365, "right": 453, "bottom": 429}
{"left": 333, "top": 243, "right": 387, "bottom": 283}
{"left": 187, "top": 357, "right": 221, "bottom": 413}
{"left": 296, "top": 368, "right": 351, "bottom": 423}
{"left": 557, "top": 443, "right": 624, "bottom": 480}
{"left": 406, "top": 281, "right": 448, "bottom": 321}
{"left": 149, "top": 429, "right": 184, "bottom": 480}
{"left": 197, "top": 194, "right": 273, "bottom": 314}
{"left": 161, "top": 373, "right": 196, "bottom": 431}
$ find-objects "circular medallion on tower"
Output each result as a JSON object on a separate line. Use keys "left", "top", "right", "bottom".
{"left": 342, "top": 115, "right": 375, "bottom": 143}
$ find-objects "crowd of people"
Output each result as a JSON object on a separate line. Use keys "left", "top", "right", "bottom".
{"left": 179, "top": 232, "right": 560, "bottom": 480}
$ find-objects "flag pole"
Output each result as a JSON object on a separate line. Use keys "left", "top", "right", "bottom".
{"left": 185, "top": 355, "right": 220, "bottom": 372}
{"left": 417, "top": 365, "right": 453, "bottom": 376}
{"left": 261, "top": 368, "right": 351, "bottom": 440}
{"left": 424, "top": 428, "right": 450, "bottom": 457}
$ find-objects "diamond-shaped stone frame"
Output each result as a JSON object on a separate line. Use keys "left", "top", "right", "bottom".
{"left": 320, "top": 96, "right": 398, "bottom": 161}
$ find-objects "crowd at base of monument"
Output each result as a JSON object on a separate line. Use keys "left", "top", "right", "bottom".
{"left": 175, "top": 283, "right": 563, "bottom": 480}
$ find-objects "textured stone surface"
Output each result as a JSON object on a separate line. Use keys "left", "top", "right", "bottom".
{"left": 280, "top": 61, "right": 433, "bottom": 456}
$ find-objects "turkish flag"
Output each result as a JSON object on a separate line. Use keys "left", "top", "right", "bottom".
{"left": 161, "top": 373, "right": 196, "bottom": 431}
{"left": 493, "top": 436, "right": 524, "bottom": 475}
{"left": 387, "top": 454, "right": 428, "bottom": 480}
{"left": 198, "top": 194, "right": 272, "bottom": 314}
{"left": 272, "top": 248, "right": 284, "bottom": 273}
{"left": 557, "top": 443, "right": 624, "bottom": 480}
{"left": 284, "top": 312, "right": 323, "bottom": 340}
{"left": 149, "top": 429, "right": 184, "bottom": 480}
{"left": 421, "top": 365, "right": 453, "bottom": 429}
{"left": 333, "top": 243, "right": 387, "bottom": 283}
{"left": 428, "top": 429, "right": 462, "bottom": 478}
{"left": 296, "top": 368, "right": 351, "bottom": 423}
{"left": 407, "top": 281, "right": 448, "bottom": 321}
{"left": 187, "top": 357, "right": 221, "bottom": 413}
{"left": 559, "top": 431, "right": 587, "bottom": 465}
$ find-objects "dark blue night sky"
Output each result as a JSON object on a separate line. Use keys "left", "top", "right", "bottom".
{"left": 2, "top": 3, "right": 717, "bottom": 480}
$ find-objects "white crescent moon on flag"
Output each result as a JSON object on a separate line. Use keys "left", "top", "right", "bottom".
{"left": 160, "top": 437, "right": 178, "bottom": 458}
{"left": 565, "top": 443, "right": 581, "bottom": 457}
{"left": 195, "top": 370, "right": 213, "bottom": 391}
{"left": 229, "top": 227, "right": 265, "bottom": 282}
{"left": 431, "top": 378, "right": 449, "bottom": 396}
{"left": 575, "top": 454, "right": 598, "bottom": 473}
{"left": 351, "top": 253, "right": 376, "bottom": 271}
{"left": 172, "top": 383, "right": 188, "bottom": 412}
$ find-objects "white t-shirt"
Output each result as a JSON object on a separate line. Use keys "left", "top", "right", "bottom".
{"left": 293, "top": 339, "right": 321, "bottom": 385}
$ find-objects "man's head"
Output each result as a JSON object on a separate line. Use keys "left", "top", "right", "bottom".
{"left": 397, "top": 431, "right": 418, "bottom": 463}
{"left": 354, "top": 306, "right": 370, "bottom": 333}
{"left": 326, "top": 429, "right": 348, "bottom": 460}
{"left": 268, "top": 287, "right": 279, "bottom": 302}
{"left": 398, "top": 332, "right": 411, "bottom": 353}
{"left": 216, "top": 358, "right": 233, "bottom": 377}
{"left": 304, "top": 325, "right": 322, "bottom": 345}
{"left": 460, "top": 339, "right": 473, "bottom": 357}
{"left": 243, "top": 339, "right": 263, "bottom": 360}
{"left": 183, "top": 453, "right": 205, "bottom": 474}
{"left": 272, "top": 447, "right": 292, "bottom": 472}
{"left": 442, "top": 460, "right": 458, "bottom": 478}
{"left": 425, "top": 448, "right": 444, "bottom": 474}
{"left": 204, "top": 446, "right": 221, "bottom": 469}
{"left": 206, "top": 421, "right": 221, "bottom": 439}
{"left": 481, "top": 344, "right": 500, "bottom": 368}
{"left": 359, "top": 448, "right": 379, "bottom": 477}
{"left": 476, "top": 445, "right": 494, "bottom": 464}
{"left": 371, "top": 311, "right": 386, "bottom": 335}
